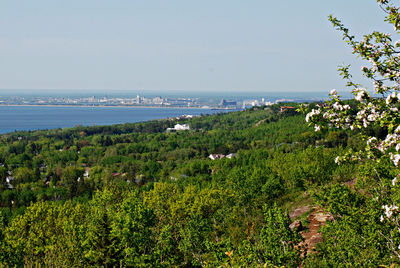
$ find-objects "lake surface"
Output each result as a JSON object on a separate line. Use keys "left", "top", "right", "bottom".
{"left": 0, "top": 106, "right": 231, "bottom": 134}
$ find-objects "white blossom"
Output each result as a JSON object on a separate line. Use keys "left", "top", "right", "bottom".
{"left": 330, "top": 89, "right": 338, "bottom": 95}
{"left": 367, "top": 137, "right": 377, "bottom": 145}
{"left": 367, "top": 114, "right": 378, "bottom": 122}
{"left": 305, "top": 108, "right": 321, "bottom": 122}
{"left": 386, "top": 92, "right": 398, "bottom": 105}
{"left": 383, "top": 204, "right": 399, "bottom": 219}
{"left": 390, "top": 153, "right": 400, "bottom": 167}
{"left": 305, "top": 113, "right": 310, "bottom": 123}
{"left": 392, "top": 175, "right": 399, "bottom": 186}
{"left": 355, "top": 93, "right": 364, "bottom": 102}
{"left": 363, "top": 119, "right": 369, "bottom": 128}
{"left": 333, "top": 102, "right": 342, "bottom": 111}
{"left": 354, "top": 88, "right": 367, "bottom": 102}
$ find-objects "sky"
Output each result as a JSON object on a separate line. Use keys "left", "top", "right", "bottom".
{"left": 0, "top": 0, "right": 394, "bottom": 94}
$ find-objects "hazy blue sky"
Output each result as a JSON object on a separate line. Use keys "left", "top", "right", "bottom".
{"left": 0, "top": 1, "right": 393, "bottom": 94}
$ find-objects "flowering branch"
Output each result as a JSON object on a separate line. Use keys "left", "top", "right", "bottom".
{"left": 305, "top": 0, "right": 400, "bottom": 258}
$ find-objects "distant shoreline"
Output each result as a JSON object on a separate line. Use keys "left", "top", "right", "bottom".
{"left": 0, "top": 104, "right": 236, "bottom": 110}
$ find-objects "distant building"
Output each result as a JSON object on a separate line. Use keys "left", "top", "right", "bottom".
{"left": 167, "top": 124, "right": 190, "bottom": 132}
{"left": 219, "top": 99, "right": 237, "bottom": 107}
{"left": 6, "top": 176, "right": 14, "bottom": 189}
{"left": 226, "top": 153, "right": 237, "bottom": 159}
{"left": 84, "top": 167, "right": 90, "bottom": 178}
{"left": 209, "top": 154, "right": 225, "bottom": 160}
{"left": 152, "top": 96, "right": 163, "bottom": 105}
{"left": 175, "top": 124, "right": 190, "bottom": 130}
{"left": 275, "top": 99, "right": 294, "bottom": 104}
{"left": 242, "top": 100, "right": 260, "bottom": 109}
{"left": 178, "top": 114, "right": 195, "bottom": 119}
{"left": 280, "top": 106, "right": 296, "bottom": 113}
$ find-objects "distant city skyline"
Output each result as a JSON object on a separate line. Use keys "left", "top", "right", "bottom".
{"left": 0, "top": 1, "right": 393, "bottom": 93}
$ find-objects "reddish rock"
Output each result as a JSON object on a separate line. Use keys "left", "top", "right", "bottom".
{"left": 289, "top": 220, "right": 303, "bottom": 231}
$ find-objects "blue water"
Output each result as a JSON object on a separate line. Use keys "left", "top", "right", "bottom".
{"left": 0, "top": 106, "right": 230, "bottom": 134}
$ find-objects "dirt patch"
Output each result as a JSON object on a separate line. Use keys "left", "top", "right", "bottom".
{"left": 289, "top": 205, "right": 311, "bottom": 219}
{"left": 344, "top": 178, "right": 357, "bottom": 189}
{"left": 297, "top": 207, "right": 333, "bottom": 257}
{"left": 255, "top": 118, "right": 268, "bottom": 127}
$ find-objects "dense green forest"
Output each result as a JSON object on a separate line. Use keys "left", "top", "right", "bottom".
{"left": 0, "top": 102, "right": 397, "bottom": 267}
{"left": 2, "top": 0, "right": 400, "bottom": 266}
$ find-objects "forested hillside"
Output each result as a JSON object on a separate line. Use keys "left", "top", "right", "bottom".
{"left": 1, "top": 102, "right": 397, "bottom": 267}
